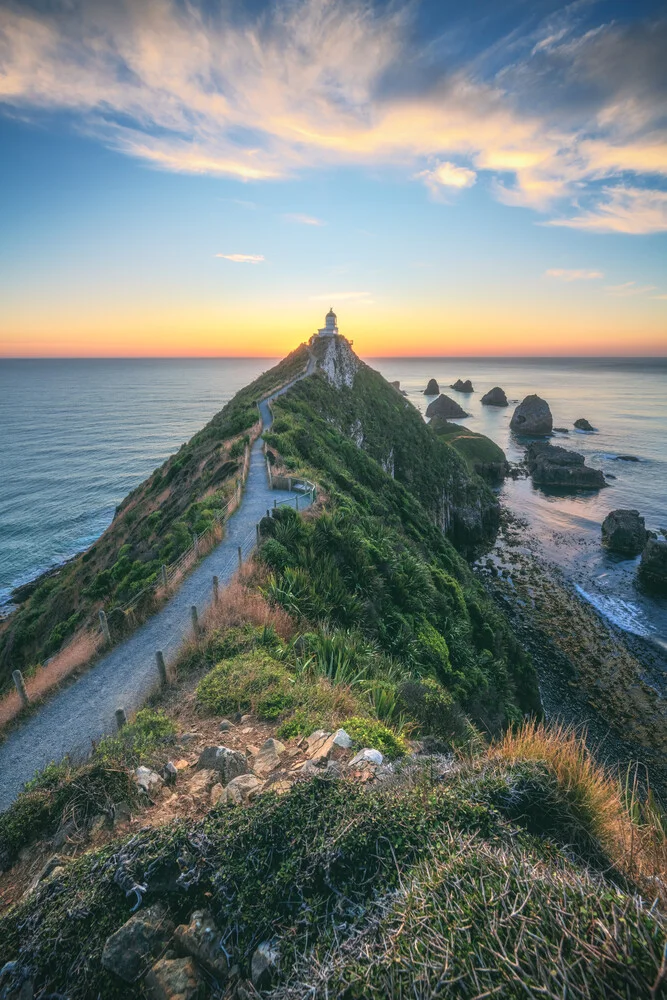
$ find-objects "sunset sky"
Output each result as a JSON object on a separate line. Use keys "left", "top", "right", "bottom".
{"left": 1, "top": 0, "right": 666, "bottom": 357}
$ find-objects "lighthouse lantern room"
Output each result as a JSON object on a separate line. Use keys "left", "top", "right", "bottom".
{"left": 317, "top": 307, "right": 338, "bottom": 337}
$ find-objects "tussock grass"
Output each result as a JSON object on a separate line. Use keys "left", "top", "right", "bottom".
{"left": 490, "top": 720, "right": 667, "bottom": 893}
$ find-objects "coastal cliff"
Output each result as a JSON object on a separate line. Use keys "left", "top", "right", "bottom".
{"left": 0, "top": 338, "right": 665, "bottom": 1000}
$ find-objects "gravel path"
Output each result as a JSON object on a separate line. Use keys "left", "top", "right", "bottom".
{"left": 0, "top": 362, "right": 315, "bottom": 810}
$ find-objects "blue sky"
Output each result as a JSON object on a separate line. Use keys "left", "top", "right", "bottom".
{"left": 0, "top": 0, "right": 666, "bottom": 355}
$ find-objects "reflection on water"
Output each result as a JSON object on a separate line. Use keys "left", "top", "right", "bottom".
{"left": 371, "top": 357, "right": 667, "bottom": 644}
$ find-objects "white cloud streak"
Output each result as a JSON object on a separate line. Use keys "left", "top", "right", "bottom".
{"left": 0, "top": 1, "right": 666, "bottom": 231}
{"left": 215, "top": 253, "right": 265, "bottom": 263}
{"left": 283, "top": 213, "right": 325, "bottom": 226}
{"left": 545, "top": 269, "right": 604, "bottom": 281}
{"left": 604, "top": 281, "right": 657, "bottom": 296}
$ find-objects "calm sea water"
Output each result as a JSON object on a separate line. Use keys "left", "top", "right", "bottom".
{"left": 1, "top": 356, "right": 666, "bottom": 644}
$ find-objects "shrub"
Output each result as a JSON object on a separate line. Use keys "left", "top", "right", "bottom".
{"left": 196, "top": 652, "right": 295, "bottom": 719}
{"left": 397, "top": 678, "right": 470, "bottom": 743}
{"left": 93, "top": 709, "right": 176, "bottom": 768}
{"left": 342, "top": 716, "right": 408, "bottom": 760}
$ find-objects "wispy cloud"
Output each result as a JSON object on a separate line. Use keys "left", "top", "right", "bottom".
{"left": 215, "top": 253, "right": 265, "bottom": 264}
{"left": 1, "top": 2, "right": 666, "bottom": 231}
{"left": 416, "top": 161, "right": 477, "bottom": 198}
{"left": 283, "top": 213, "right": 325, "bottom": 226}
{"left": 604, "top": 281, "right": 657, "bottom": 297}
{"left": 651, "top": 294, "right": 667, "bottom": 300}
{"left": 545, "top": 269, "right": 604, "bottom": 281}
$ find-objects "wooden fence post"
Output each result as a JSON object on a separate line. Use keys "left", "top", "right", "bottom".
{"left": 256, "top": 523, "right": 261, "bottom": 545}
{"left": 295, "top": 494, "right": 299, "bottom": 511}
{"left": 99, "top": 609, "right": 111, "bottom": 644}
{"left": 12, "top": 670, "right": 29, "bottom": 709}
{"left": 237, "top": 546, "right": 243, "bottom": 572}
{"left": 115, "top": 707, "right": 127, "bottom": 730}
{"left": 156, "top": 650, "right": 168, "bottom": 687}
{"left": 213, "top": 575, "right": 219, "bottom": 603}
{"left": 190, "top": 605, "right": 199, "bottom": 636}
{"left": 161, "top": 564, "right": 168, "bottom": 589}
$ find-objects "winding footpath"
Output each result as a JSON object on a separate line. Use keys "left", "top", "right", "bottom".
{"left": 0, "top": 358, "right": 316, "bottom": 811}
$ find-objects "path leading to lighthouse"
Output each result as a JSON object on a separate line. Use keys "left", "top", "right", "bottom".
{"left": 0, "top": 359, "right": 316, "bottom": 811}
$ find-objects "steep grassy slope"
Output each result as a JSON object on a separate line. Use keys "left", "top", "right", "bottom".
{"left": 0, "top": 346, "right": 309, "bottom": 688}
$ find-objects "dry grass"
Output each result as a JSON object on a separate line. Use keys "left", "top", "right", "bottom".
{"left": 0, "top": 629, "right": 103, "bottom": 730}
{"left": 490, "top": 720, "right": 667, "bottom": 893}
{"left": 201, "top": 561, "right": 296, "bottom": 640}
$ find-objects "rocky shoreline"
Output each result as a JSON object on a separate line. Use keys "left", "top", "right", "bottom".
{"left": 476, "top": 507, "right": 667, "bottom": 800}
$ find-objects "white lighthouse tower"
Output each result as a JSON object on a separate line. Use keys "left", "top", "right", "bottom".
{"left": 317, "top": 307, "right": 338, "bottom": 337}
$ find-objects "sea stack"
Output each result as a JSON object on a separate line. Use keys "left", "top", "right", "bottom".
{"left": 451, "top": 378, "right": 474, "bottom": 393}
{"left": 481, "top": 386, "right": 508, "bottom": 407}
{"left": 601, "top": 509, "right": 648, "bottom": 556}
{"left": 526, "top": 442, "right": 606, "bottom": 489}
{"left": 574, "top": 418, "right": 596, "bottom": 432}
{"left": 510, "top": 395, "right": 553, "bottom": 436}
{"left": 638, "top": 537, "right": 667, "bottom": 593}
{"left": 423, "top": 378, "right": 439, "bottom": 395}
{"left": 425, "top": 394, "right": 469, "bottom": 420}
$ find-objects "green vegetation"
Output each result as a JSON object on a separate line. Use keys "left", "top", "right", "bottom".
{"left": 430, "top": 416, "right": 508, "bottom": 480}
{"left": 341, "top": 716, "right": 408, "bottom": 758}
{"left": 0, "top": 710, "right": 175, "bottom": 868}
{"left": 1, "top": 758, "right": 664, "bottom": 999}
{"left": 0, "top": 346, "right": 310, "bottom": 688}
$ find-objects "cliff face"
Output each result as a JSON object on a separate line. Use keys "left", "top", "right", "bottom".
{"left": 307, "top": 336, "right": 498, "bottom": 554}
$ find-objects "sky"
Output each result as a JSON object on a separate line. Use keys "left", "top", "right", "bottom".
{"left": 0, "top": 0, "right": 666, "bottom": 357}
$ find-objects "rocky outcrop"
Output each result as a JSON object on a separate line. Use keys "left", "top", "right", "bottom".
{"left": 390, "top": 380, "right": 401, "bottom": 390}
{"left": 526, "top": 442, "right": 606, "bottom": 489}
{"left": 425, "top": 394, "right": 468, "bottom": 420}
{"left": 423, "top": 378, "right": 439, "bottom": 395}
{"left": 312, "top": 334, "right": 360, "bottom": 389}
{"left": 510, "top": 395, "right": 553, "bottom": 436}
{"left": 451, "top": 379, "right": 474, "bottom": 393}
{"left": 173, "top": 911, "right": 229, "bottom": 978}
{"left": 574, "top": 418, "right": 596, "bottom": 432}
{"left": 639, "top": 538, "right": 667, "bottom": 593}
{"left": 101, "top": 904, "right": 175, "bottom": 983}
{"left": 144, "top": 956, "right": 203, "bottom": 1000}
{"left": 601, "top": 510, "right": 648, "bottom": 556}
{"left": 481, "top": 387, "right": 508, "bottom": 407}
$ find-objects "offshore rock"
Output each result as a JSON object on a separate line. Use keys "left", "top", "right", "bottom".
{"left": 196, "top": 747, "right": 247, "bottom": 783}
{"left": 574, "top": 418, "right": 596, "bottom": 431}
{"left": 526, "top": 442, "right": 606, "bottom": 489}
{"left": 451, "top": 378, "right": 474, "bottom": 393}
{"left": 510, "top": 395, "right": 553, "bottom": 436}
{"left": 425, "top": 394, "right": 468, "bottom": 420}
{"left": 601, "top": 510, "right": 647, "bottom": 556}
{"left": 144, "top": 956, "right": 203, "bottom": 1000}
{"left": 481, "top": 386, "right": 508, "bottom": 407}
{"left": 423, "top": 378, "right": 439, "bottom": 395}
{"left": 101, "top": 904, "right": 175, "bottom": 983}
{"left": 639, "top": 537, "right": 667, "bottom": 593}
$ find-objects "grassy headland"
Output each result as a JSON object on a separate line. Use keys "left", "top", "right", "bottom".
{"left": 0, "top": 336, "right": 665, "bottom": 998}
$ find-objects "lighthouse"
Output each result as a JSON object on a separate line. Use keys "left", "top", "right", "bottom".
{"left": 317, "top": 307, "right": 338, "bottom": 337}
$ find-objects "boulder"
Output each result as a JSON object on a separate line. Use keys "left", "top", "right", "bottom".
{"left": 251, "top": 941, "right": 279, "bottom": 991}
{"left": 423, "top": 378, "right": 439, "bottom": 395}
{"left": 219, "top": 774, "right": 264, "bottom": 805}
{"left": 253, "top": 738, "right": 286, "bottom": 777}
{"left": 553, "top": 427, "right": 569, "bottom": 433}
{"left": 510, "top": 395, "right": 553, "bottom": 436}
{"left": 425, "top": 395, "right": 468, "bottom": 420}
{"left": 144, "top": 957, "right": 203, "bottom": 1000}
{"left": 196, "top": 746, "right": 248, "bottom": 783}
{"left": 451, "top": 378, "right": 474, "bottom": 393}
{"left": 615, "top": 454, "right": 639, "bottom": 462}
{"left": 480, "top": 386, "right": 508, "bottom": 407}
{"left": 601, "top": 510, "right": 648, "bottom": 556}
{"left": 349, "top": 748, "right": 384, "bottom": 766}
{"left": 332, "top": 728, "right": 353, "bottom": 749}
{"left": 574, "top": 418, "right": 596, "bottom": 432}
{"left": 101, "top": 904, "right": 175, "bottom": 983}
{"left": 188, "top": 769, "right": 218, "bottom": 799}
{"left": 526, "top": 442, "right": 606, "bottom": 489}
{"left": 639, "top": 538, "right": 667, "bottom": 593}
{"left": 174, "top": 910, "right": 229, "bottom": 978}
{"left": 135, "top": 767, "right": 163, "bottom": 794}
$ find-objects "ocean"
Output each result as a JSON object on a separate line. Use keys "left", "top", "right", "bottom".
{"left": 1, "top": 356, "right": 666, "bottom": 645}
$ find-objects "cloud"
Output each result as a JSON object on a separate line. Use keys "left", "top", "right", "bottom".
{"left": 547, "top": 187, "right": 667, "bottom": 235}
{"left": 417, "top": 161, "right": 477, "bottom": 197}
{"left": 604, "top": 281, "right": 657, "bottom": 297}
{"left": 283, "top": 213, "right": 325, "bottom": 226}
{"left": 215, "top": 253, "right": 265, "bottom": 263}
{"left": 0, "top": 1, "right": 666, "bottom": 231}
{"left": 651, "top": 294, "right": 667, "bottom": 300}
{"left": 545, "top": 268, "right": 603, "bottom": 281}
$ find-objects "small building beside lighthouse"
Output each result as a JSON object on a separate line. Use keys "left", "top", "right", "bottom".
{"left": 317, "top": 308, "right": 338, "bottom": 337}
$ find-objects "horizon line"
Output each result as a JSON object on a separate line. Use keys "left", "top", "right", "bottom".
{"left": 2, "top": 353, "right": 667, "bottom": 362}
